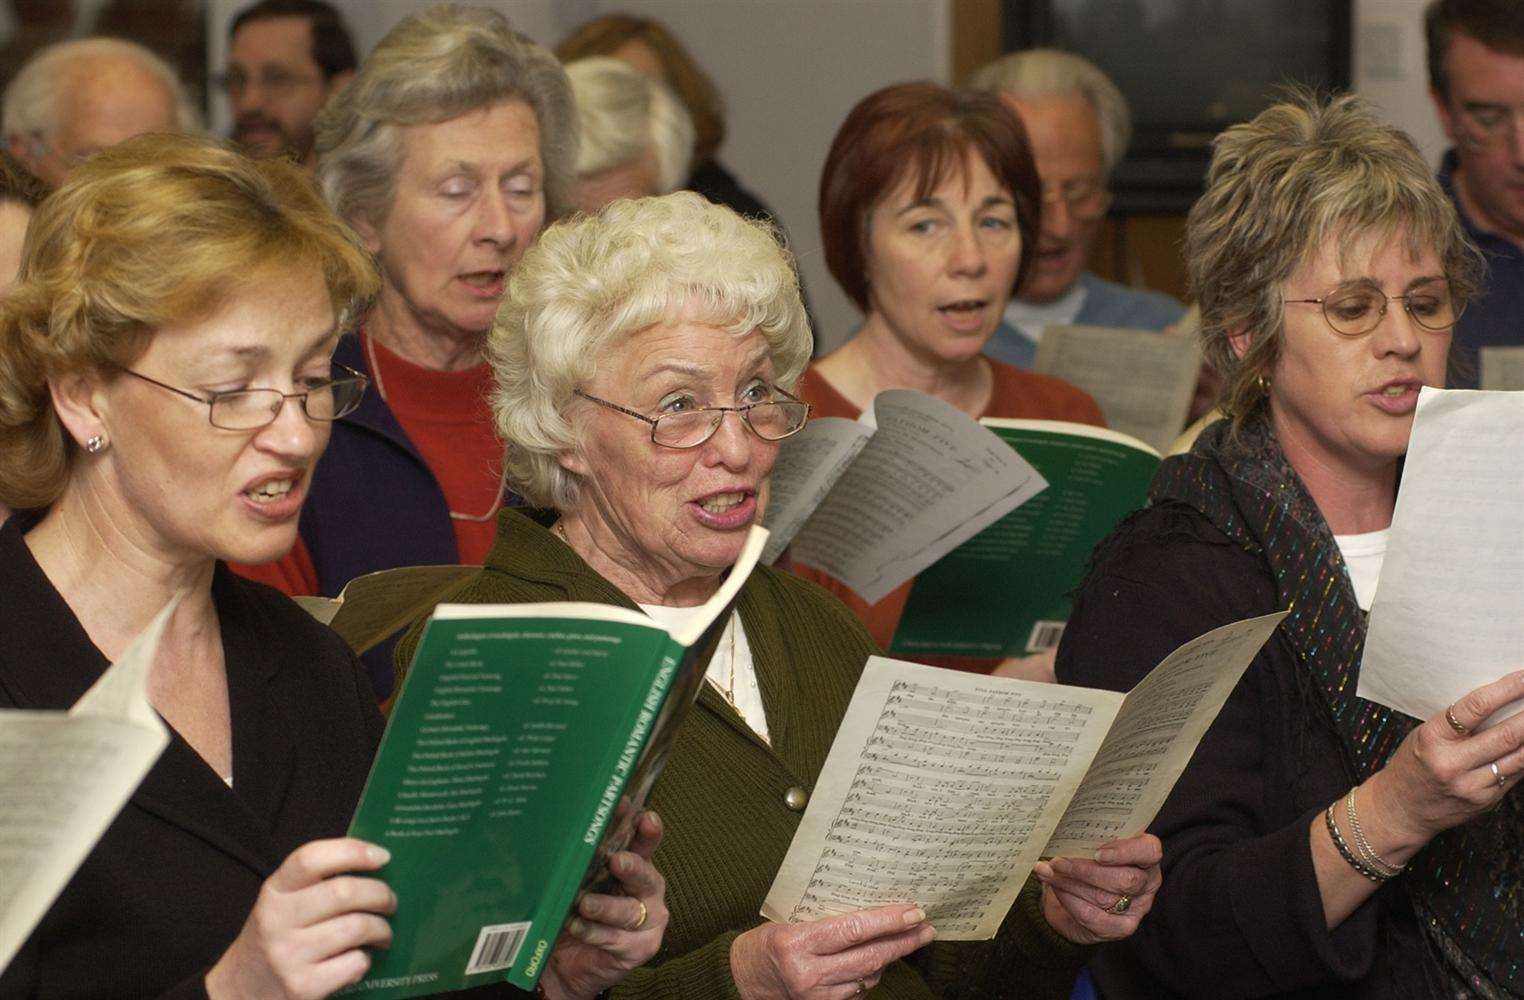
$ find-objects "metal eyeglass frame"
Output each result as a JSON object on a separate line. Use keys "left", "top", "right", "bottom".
{"left": 1282, "top": 289, "right": 1465, "bottom": 338}
{"left": 119, "top": 363, "right": 369, "bottom": 430}
{"left": 573, "top": 385, "right": 811, "bottom": 449}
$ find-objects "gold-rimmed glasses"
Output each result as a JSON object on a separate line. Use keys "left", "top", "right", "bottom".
{"left": 1283, "top": 284, "right": 1463, "bottom": 338}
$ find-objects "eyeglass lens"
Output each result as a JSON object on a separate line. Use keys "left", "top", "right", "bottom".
{"left": 652, "top": 401, "right": 809, "bottom": 448}
{"left": 1321, "top": 287, "right": 1460, "bottom": 337}
{"left": 209, "top": 378, "right": 366, "bottom": 430}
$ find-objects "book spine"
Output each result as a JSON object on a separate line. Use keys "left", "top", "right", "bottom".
{"left": 505, "top": 642, "right": 684, "bottom": 991}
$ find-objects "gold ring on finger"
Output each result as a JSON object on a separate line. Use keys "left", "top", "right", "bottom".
{"left": 629, "top": 899, "right": 648, "bottom": 930}
{"left": 1492, "top": 761, "right": 1507, "bottom": 788}
{"left": 1108, "top": 893, "right": 1132, "bottom": 915}
{"left": 1445, "top": 705, "right": 1470, "bottom": 736}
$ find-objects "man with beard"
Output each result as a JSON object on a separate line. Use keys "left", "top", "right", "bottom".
{"left": 222, "top": 0, "right": 356, "bottom": 170}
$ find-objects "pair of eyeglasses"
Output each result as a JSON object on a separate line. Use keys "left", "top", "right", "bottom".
{"left": 575, "top": 386, "right": 810, "bottom": 449}
{"left": 214, "top": 68, "right": 323, "bottom": 99}
{"left": 1039, "top": 178, "right": 1112, "bottom": 221}
{"left": 1284, "top": 285, "right": 1463, "bottom": 338}
{"left": 121, "top": 364, "right": 369, "bottom": 430}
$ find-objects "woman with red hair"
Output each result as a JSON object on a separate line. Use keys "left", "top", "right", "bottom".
{"left": 795, "top": 82, "right": 1104, "bottom": 677}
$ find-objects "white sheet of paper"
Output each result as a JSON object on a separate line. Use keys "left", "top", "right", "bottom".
{"left": 761, "top": 657, "right": 1119, "bottom": 939}
{"left": 1480, "top": 346, "right": 1524, "bottom": 390}
{"left": 1033, "top": 324, "right": 1202, "bottom": 452}
{"left": 761, "top": 613, "right": 1287, "bottom": 938}
{"left": 760, "top": 416, "right": 875, "bottom": 564}
{"left": 1043, "top": 611, "right": 1287, "bottom": 856}
{"left": 0, "top": 597, "right": 175, "bottom": 974}
{"left": 790, "top": 390, "right": 1047, "bottom": 604}
{"left": 1360, "top": 388, "right": 1524, "bottom": 724}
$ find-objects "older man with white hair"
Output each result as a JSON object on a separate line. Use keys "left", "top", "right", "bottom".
{"left": 565, "top": 56, "right": 695, "bottom": 213}
{"left": 969, "top": 49, "right": 1185, "bottom": 368}
{"left": 3, "top": 37, "right": 195, "bottom": 189}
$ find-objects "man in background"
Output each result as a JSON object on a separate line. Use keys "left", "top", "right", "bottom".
{"left": 3, "top": 37, "right": 192, "bottom": 189}
{"left": 968, "top": 49, "right": 1186, "bottom": 369}
{"left": 1426, "top": 0, "right": 1524, "bottom": 387}
{"left": 223, "top": 0, "right": 356, "bottom": 170}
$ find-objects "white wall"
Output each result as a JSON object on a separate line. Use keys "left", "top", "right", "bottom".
{"left": 1354, "top": 0, "right": 1448, "bottom": 168}
{"left": 207, "top": 0, "right": 951, "bottom": 354}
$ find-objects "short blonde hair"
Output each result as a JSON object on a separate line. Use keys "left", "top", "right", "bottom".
{"left": 0, "top": 132, "right": 378, "bottom": 510}
{"left": 966, "top": 48, "right": 1130, "bottom": 173}
{"left": 315, "top": 3, "right": 577, "bottom": 229}
{"left": 566, "top": 57, "right": 694, "bottom": 194}
{"left": 489, "top": 192, "right": 810, "bottom": 510}
{"left": 1186, "top": 90, "right": 1483, "bottom": 429}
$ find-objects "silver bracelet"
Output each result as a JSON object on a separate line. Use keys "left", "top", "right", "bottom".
{"left": 1345, "top": 789, "right": 1404, "bottom": 879}
{"left": 1325, "top": 802, "right": 1388, "bottom": 883}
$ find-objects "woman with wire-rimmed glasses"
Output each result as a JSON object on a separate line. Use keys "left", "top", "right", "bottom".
{"left": 1057, "top": 92, "right": 1524, "bottom": 999}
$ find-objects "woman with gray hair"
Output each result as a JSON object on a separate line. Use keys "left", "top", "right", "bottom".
{"left": 565, "top": 57, "right": 694, "bottom": 213}
{"left": 393, "top": 191, "right": 1163, "bottom": 1000}
{"left": 1057, "top": 91, "right": 1524, "bottom": 997}
{"left": 232, "top": 3, "right": 578, "bottom": 701}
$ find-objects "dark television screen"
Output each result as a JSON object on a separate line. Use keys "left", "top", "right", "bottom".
{"left": 1005, "top": 0, "right": 1352, "bottom": 210}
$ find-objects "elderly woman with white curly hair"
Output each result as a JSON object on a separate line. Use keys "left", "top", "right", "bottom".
{"left": 394, "top": 191, "right": 1163, "bottom": 1000}
{"left": 232, "top": 4, "right": 577, "bottom": 701}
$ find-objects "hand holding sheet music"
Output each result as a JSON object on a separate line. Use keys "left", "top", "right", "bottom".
{"left": 761, "top": 612, "right": 1285, "bottom": 939}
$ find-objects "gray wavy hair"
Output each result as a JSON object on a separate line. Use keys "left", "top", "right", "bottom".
{"left": 314, "top": 3, "right": 577, "bottom": 229}
{"left": 489, "top": 192, "right": 811, "bottom": 510}
{"left": 966, "top": 48, "right": 1131, "bottom": 173}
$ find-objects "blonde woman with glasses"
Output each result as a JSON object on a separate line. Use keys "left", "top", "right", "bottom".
{"left": 1057, "top": 91, "right": 1524, "bottom": 998}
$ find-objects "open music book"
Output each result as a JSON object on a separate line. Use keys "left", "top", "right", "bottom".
{"left": 892, "top": 420, "right": 1159, "bottom": 657}
{"left": 762, "top": 611, "right": 1285, "bottom": 939}
{"left": 761, "top": 389, "right": 1046, "bottom": 602}
{"left": 0, "top": 598, "right": 175, "bottom": 974}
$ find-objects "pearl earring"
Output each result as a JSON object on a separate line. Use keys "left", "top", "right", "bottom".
{"left": 85, "top": 434, "right": 108, "bottom": 454}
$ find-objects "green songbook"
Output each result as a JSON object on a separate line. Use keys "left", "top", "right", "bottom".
{"left": 891, "top": 420, "right": 1159, "bottom": 658}
{"left": 340, "top": 527, "right": 766, "bottom": 998}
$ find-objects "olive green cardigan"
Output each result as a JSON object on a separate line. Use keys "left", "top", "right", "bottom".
{"left": 396, "top": 509, "right": 1086, "bottom": 1000}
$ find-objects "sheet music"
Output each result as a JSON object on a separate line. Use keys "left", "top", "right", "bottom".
{"left": 762, "top": 657, "right": 1120, "bottom": 939}
{"left": 1033, "top": 324, "right": 1202, "bottom": 453}
{"left": 761, "top": 417, "right": 874, "bottom": 564}
{"left": 1043, "top": 612, "right": 1287, "bottom": 856}
{"left": 294, "top": 564, "right": 478, "bottom": 653}
{"left": 1361, "top": 389, "right": 1524, "bottom": 725}
{"left": 790, "top": 390, "right": 1047, "bottom": 604}
{"left": 0, "top": 598, "right": 175, "bottom": 974}
{"left": 1480, "top": 346, "right": 1524, "bottom": 390}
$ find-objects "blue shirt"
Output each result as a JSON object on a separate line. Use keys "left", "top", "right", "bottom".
{"left": 984, "top": 271, "right": 1187, "bottom": 369}
{"left": 1438, "top": 149, "right": 1524, "bottom": 388}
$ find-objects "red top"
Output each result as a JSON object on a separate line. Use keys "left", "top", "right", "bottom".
{"left": 232, "top": 333, "right": 503, "bottom": 596}
{"left": 787, "top": 359, "right": 1105, "bottom": 672}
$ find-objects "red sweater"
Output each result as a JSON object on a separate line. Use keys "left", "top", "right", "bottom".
{"left": 233, "top": 333, "right": 503, "bottom": 595}
{"left": 788, "top": 359, "right": 1105, "bottom": 672}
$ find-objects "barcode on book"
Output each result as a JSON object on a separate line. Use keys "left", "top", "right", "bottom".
{"left": 463, "top": 921, "right": 531, "bottom": 976}
{"left": 1025, "top": 621, "right": 1066, "bottom": 652}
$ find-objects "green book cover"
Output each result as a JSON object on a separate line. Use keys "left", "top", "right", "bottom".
{"left": 890, "top": 420, "right": 1159, "bottom": 658}
{"left": 339, "top": 527, "right": 765, "bottom": 998}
